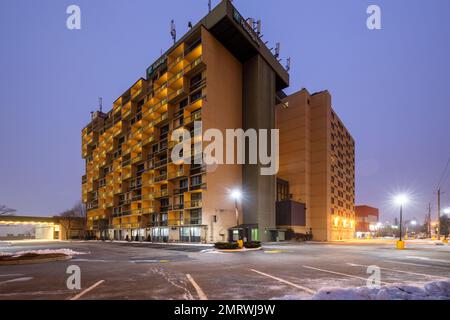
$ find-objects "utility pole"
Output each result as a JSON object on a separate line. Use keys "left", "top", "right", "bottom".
{"left": 399, "top": 204, "right": 403, "bottom": 242}
{"left": 428, "top": 203, "right": 432, "bottom": 238}
{"left": 437, "top": 189, "right": 441, "bottom": 240}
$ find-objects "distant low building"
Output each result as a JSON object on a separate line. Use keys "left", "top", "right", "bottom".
{"left": 355, "top": 205, "right": 379, "bottom": 238}
{"left": 0, "top": 216, "right": 84, "bottom": 240}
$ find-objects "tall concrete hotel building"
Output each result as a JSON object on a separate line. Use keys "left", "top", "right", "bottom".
{"left": 82, "top": 1, "right": 355, "bottom": 242}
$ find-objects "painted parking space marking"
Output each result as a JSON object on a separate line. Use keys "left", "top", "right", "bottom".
{"left": 186, "top": 274, "right": 208, "bottom": 300}
{"left": 69, "top": 280, "right": 105, "bottom": 300}
{"left": 405, "top": 256, "right": 450, "bottom": 264}
{"left": 303, "top": 265, "right": 390, "bottom": 285}
{"left": 385, "top": 260, "right": 450, "bottom": 270}
{"left": 347, "top": 263, "right": 448, "bottom": 280}
{"left": 0, "top": 277, "right": 33, "bottom": 285}
{"left": 250, "top": 269, "right": 315, "bottom": 295}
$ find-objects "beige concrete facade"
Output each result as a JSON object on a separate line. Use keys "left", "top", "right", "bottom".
{"left": 201, "top": 27, "right": 243, "bottom": 243}
{"left": 276, "top": 89, "right": 355, "bottom": 241}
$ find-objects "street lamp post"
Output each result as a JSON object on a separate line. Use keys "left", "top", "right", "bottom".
{"left": 394, "top": 194, "right": 409, "bottom": 249}
{"left": 230, "top": 189, "right": 242, "bottom": 241}
{"left": 399, "top": 205, "right": 403, "bottom": 241}
{"left": 231, "top": 189, "right": 242, "bottom": 227}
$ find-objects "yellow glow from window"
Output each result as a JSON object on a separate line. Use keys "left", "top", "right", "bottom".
{"left": 334, "top": 217, "right": 339, "bottom": 227}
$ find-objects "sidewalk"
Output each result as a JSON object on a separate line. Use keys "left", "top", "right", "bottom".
{"left": 78, "top": 240, "right": 214, "bottom": 247}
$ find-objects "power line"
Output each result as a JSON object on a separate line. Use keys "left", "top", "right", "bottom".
{"left": 436, "top": 157, "right": 450, "bottom": 190}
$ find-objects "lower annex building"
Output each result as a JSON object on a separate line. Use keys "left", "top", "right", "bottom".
{"left": 81, "top": 0, "right": 355, "bottom": 243}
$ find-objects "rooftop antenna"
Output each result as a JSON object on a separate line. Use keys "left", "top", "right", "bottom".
{"left": 208, "top": 0, "right": 212, "bottom": 13}
{"left": 98, "top": 97, "right": 103, "bottom": 112}
{"left": 90, "top": 111, "right": 94, "bottom": 120}
{"left": 256, "top": 19, "right": 262, "bottom": 35}
{"left": 247, "top": 18, "right": 254, "bottom": 28}
{"left": 188, "top": 21, "right": 193, "bottom": 29}
{"left": 170, "top": 20, "right": 177, "bottom": 44}
{"left": 274, "top": 42, "right": 281, "bottom": 58}
{"left": 286, "top": 57, "right": 291, "bottom": 72}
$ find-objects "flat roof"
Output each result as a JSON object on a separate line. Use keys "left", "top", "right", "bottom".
{"left": 147, "top": 0, "right": 289, "bottom": 90}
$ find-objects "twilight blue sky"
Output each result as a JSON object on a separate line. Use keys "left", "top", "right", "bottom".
{"left": 0, "top": 0, "right": 449, "bottom": 222}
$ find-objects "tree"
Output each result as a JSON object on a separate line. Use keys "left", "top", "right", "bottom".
{"left": 0, "top": 205, "right": 16, "bottom": 216}
{"left": 59, "top": 201, "right": 87, "bottom": 240}
{"left": 440, "top": 214, "right": 449, "bottom": 238}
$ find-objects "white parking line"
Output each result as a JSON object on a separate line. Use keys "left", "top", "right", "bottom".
{"left": 250, "top": 269, "right": 316, "bottom": 295}
{"left": 303, "top": 265, "right": 390, "bottom": 285}
{"left": 347, "top": 263, "right": 448, "bottom": 280}
{"left": 0, "top": 277, "right": 33, "bottom": 285}
{"left": 405, "top": 256, "right": 450, "bottom": 264}
{"left": 186, "top": 274, "right": 208, "bottom": 300}
{"left": 69, "top": 280, "right": 105, "bottom": 300}
{"left": 385, "top": 260, "right": 450, "bottom": 270}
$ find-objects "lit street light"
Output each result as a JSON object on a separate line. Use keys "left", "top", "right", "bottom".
{"left": 230, "top": 189, "right": 242, "bottom": 228}
{"left": 394, "top": 194, "right": 409, "bottom": 248}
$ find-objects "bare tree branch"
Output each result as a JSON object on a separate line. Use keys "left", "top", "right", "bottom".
{"left": 58, "top": 201, "right": 87, "bottom": 239}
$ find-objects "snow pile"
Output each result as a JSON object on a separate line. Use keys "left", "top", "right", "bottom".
{"left": 0, "top": 249, "right": 89, "bottom": 257}
{"left": 200, "top": 249, "right": 224, "bottom": 254}
{"left": 312, "top": 279, "right": 450, "bottom": 300}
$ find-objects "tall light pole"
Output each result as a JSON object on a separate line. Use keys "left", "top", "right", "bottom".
{"left": 230, "top": 189, "right": 242, "bottom": 227}
{"left": 437, "top": 189, "right": 441, "bottom": 240}
{"left": 394, "top": 194, "right": 409, "bottom": 248}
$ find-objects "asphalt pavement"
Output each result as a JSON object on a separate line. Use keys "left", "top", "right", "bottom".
{"left": 0, "top": 240, "right": 449, "bottom": 300}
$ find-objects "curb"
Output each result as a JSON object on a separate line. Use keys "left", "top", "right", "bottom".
{"left": 216, "top": 247, "right": 263, "bottom": 253}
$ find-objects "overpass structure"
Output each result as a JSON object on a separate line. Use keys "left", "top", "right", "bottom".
{"left": 0, "top": 216, "right": 84, "bottom": 240}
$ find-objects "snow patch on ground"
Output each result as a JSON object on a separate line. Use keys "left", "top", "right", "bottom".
{"left": 0, "top": 249, "right": 89, "bottom": 257}
{"left": 312, "top": 279, "right": 450, "bottom": 300}
{"left": 200, "top": 249, "right": 224, "bottom": 254}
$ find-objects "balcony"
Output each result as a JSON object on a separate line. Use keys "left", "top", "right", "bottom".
{"left": 185, "top": 200, "right": 202, "bottom": 209}
{"left": 154, "top": 112, "right": 168, "bottom": 126}
{"left": 154, "top": 158, "right": 168, "bottom": 168}
{"left": 150, "top": 220, "right": 168, "bottom": 227}
{"left": 130, "top": 177, "right": 142, "bottom": 190}
{"left": 154, "top": 189, "right": 169, "bottom": 198}
{"left": 169, "top": 168, "right": 186, "bottom": 180}
{"left": 121, "top": 159, "right": 132, "bottom": 168}
{"left": 98, "top": 178, "right": 106, "bottom": 188}
{"left": 154, "top": 173, "right": 168, "bottom": 183}
{"left": 87, "top": 200, "right": 99, "bottom": 210}
{"left": 132, "top": 152, "right": 143, "bottom": 164}
{"left": 142, "top": 135, "right": 155, "bottom": 146}
{"left": 173, "top": 186, "right": 188, "bottom": 195}
{"left": 190, "top": 180, "right": 206, "bottom": 191}
{"left": 184, "top": 110, "right": 202, "bottom": 125}
{"left": 184, "top": 218, "right": 202, "bottom": 226}
{"left": 141, "top": 193, "right": 154, "bottom": 201}
{"left": 172, "top": 203, "right": 184, "bottom": 211}
{"left": 122, "top": 171, "right": 132, "bottom": 180}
